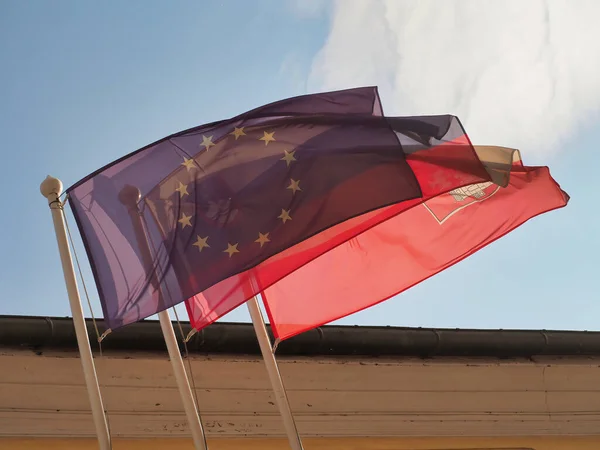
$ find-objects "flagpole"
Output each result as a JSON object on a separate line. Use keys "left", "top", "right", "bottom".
{"left": 40, "top": 176, "right": 112, "bottom": 450}
{"left": 247, "top": 296, "right": 303, "bottom": 450}
{"left": 118, "top": 185, "right": 208, "bottom": 450}
{"left": 157, "top": 309, "right": 208, "bottom": 450}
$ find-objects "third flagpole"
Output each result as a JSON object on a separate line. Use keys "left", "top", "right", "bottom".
{"left": 247, "top": 296, "right": 303, "bottom": 450}
{"left": 157, "top": 309, "right": 208, "bottom": 450}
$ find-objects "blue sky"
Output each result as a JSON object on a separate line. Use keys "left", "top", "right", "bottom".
{"left": 1, "top": 0, "right": 598, "bottom": 331}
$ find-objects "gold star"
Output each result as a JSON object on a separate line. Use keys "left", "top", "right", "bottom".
{"left": 255, "top": 232, "right": 270, "bottom": 247}
{"left": 281, "top": 149, "right": 296, "bottom": 166}
{"left": 287, "top": 179, "right": 301, "bottom": 194}
{"left": 201, "top": 135, "right": 215, "bottom": 151}
{"left": 192, "top": 235, "right": 209, "bottom": 252}
{"left": 230, "top": 127, "right": 246, "bottom": 140}
{"left": 181, "top": 158, "right": 196, "bottom": 171}
{"left": 178, "top": 213, "right": 192, "bottom": 229}
{"left": 278, "top": 209, "right": 292, "bottom": 223}
{"left": 259, "top": 131, "right": 276, "bottom": 146}
{"left": 224, "top": 242, "right": 239, "bottom": 257}
{"left": 175, "top": 182, "right": 189, "bottom": 198}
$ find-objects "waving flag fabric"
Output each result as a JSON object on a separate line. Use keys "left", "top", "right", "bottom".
{"left": 67, "top": 87, "right": 492, "bottom": 330}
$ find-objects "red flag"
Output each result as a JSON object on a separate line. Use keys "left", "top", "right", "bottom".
{"left": 259, "top": 146, "right": 569, "bottom": 340}
{"left": 186, "top": 145, "right": 567, "bottom": 339}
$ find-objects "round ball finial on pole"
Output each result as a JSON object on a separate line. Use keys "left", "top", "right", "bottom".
{"left": 40, "top": 175, "right": 64, "bottom": 200}
{"left": 118, "top": 184, "right": 142, "bottom": 208}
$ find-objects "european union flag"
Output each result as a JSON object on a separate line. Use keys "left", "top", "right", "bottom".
{"left": 67, "top": 87, "right": 490, "bottom": 330}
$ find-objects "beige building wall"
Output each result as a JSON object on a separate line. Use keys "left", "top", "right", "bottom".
{"left": 1, "top": 349, "right": 600, "bottom": 449}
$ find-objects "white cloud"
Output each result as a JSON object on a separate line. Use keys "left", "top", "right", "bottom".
{"left": 308, "top": 0, "right": 600, "bottom": 158}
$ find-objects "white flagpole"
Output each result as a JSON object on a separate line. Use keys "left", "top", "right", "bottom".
{"left": 40, "top": 176, "right": 111, "bottom": 450}
{"left": 118, "top": 185, "right": 208, "bottom": 450}
{"left": 247, "top": 296, "right": 303, "bottom": 450}
{"left": 158, "top": 310, "right": 208, "bottom": 450}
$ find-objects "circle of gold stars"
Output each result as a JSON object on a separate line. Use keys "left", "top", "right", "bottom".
{"left": 174, "top": 125, "right": 300, "bottom": 258}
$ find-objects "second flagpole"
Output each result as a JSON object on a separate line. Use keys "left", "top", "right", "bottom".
{"left": 247, "top": 296, "right": 303, "bottom": 450}
{"left": 119, "top": 185, "right": 209, "bottom": 450}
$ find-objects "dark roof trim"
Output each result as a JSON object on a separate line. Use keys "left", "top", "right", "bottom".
{"left": 1, "top": 315, "right": 600, "bottom": 358}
